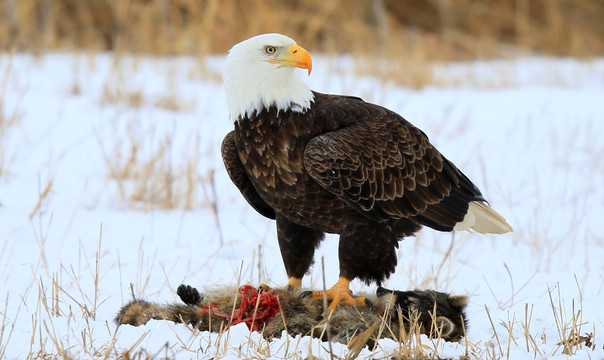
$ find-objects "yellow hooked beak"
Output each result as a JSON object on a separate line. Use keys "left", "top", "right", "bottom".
{"left": 269, "top": 44, "right": 312, "bottom": 75}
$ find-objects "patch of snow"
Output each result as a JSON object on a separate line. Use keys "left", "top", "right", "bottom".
{"left": 0, "top": 52, "right": 603, "bottom": 359}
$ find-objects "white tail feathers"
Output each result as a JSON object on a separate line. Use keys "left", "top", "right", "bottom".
{"left": 454, "top": 201, "right": 513, "bottom": 234}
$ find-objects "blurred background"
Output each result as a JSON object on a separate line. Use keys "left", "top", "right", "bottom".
{"left": 2, "top": 0, "right": 603, "bottom": 60}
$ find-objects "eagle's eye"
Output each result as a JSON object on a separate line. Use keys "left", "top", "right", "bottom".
{"left": 264, "top": 46, "right": 276, "bottom": 55}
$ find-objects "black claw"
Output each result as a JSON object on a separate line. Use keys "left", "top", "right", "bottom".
{"left": 364, "top": 298, "right": 374, "bottom": 310}
{"left": 177, "top": 284, "right": 202, "bottom": 305}
{"left": 299, "top": 290, "right": 313, "bottom": 299}
{"left": 315, "top": 314, "right": 324, "bottom": 321}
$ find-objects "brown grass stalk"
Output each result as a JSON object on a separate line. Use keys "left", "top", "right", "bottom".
{"left": 548, "top": 281, "right": 589, "bottom": 356}
{"left": 484, "top": 304, "right": 503, "bottom": 357}
{"left": 0, "top": 50, "right": 20, "bottom": 178}
{"left": 0, "top": 293, "right": 20, "bottom": 359}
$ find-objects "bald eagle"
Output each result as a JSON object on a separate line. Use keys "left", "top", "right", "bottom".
{"left": 221, "top": 33, "right": 512, "bottom": 312}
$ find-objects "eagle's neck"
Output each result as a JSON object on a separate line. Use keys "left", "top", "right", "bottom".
{"left": 223, "top": 66, "right": 314, "bottom": 122}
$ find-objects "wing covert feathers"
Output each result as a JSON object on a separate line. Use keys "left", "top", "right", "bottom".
{"left": 221, "top": 131, "right": 276, "bottom": 220}
{"left": 454, "top": 201, "right": 513, "bottom": 234}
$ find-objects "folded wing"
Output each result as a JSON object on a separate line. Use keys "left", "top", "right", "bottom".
{"left": 303, "top": 100, "right": 512, "bottom": 234}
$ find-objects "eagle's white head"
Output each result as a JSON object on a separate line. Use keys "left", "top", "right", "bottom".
{"left": 223, "top": 33, "right": 314, "bottom": 121}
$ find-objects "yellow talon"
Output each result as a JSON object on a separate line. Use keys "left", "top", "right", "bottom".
{"left": 286, "top": 277, "right": 302, "bottom": 290}
{"left": 310, "top": 277, "right": 368, "bottom": 314}
{"left": 258, "top": 283, "right": 272, "bottom": 292}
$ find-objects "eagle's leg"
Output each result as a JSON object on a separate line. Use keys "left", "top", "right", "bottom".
{"left": 286, "top": 277, "right": 302, "bottom": 290}
{"left": 259, "top": 277, "right": 301, "bottom": 293}
{"left": 303, "top": 219, "right": 404, "bottom": 310}
{"left": 308, "top": 277, "right": 368, "bottom": 313}
{"left": 276, "top": 215, "right": 325, "bottom": 290}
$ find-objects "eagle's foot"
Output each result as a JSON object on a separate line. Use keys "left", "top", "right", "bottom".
{"left": 258, "top": 277, "right": 301, "bottom": 293}
{"left": 258, "top": 284, "right": 272, "bottom": 292}
{"left": 300, "top": 277, "right": 370, "bottom": 314}
{"left": 286, "top": 277, "right": 302, "bottom": 291}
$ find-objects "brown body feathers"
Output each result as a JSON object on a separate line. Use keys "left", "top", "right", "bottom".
{"left": 223, "top": 92, "right": 512, "bottom": 285}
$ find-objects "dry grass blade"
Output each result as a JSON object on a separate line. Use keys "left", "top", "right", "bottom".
{"left": 433, "top": 232, "right": 455, "bottom": 288}
{"left": 95, "top": 112, "right": 208, "bottom": 212}
{"left": 557, "top": 332, "right": 594, "bottom": 353}
{"left": 274, "top": 295, "right": 290, "bottom": 357}
{"left": 320, "top": 256, "right": 334, "bottom": 360}
{"left": 0, "top": 50, "right": 14, "bottom": 104}
{"left": 207, "top": 168, "right": 224, "bottom": 245}
{"left": 345, "top": 321, "right": 379, "bottom": 360}
{"left": 0, "top": 293, "right": 20, "bottom": 359}
{"left": 501, "top": 312, "right": 516, "bottom": 360}
{"left": 93, "top": 224, "right": 103, "bottom": 320}
{"left": 547, "top": 282, "right": 589, "bottom": 356}
{"left": 520, "top": 302, "right": 544, "bottom": 357}
{"left": 374, "top": 288, "right": 394, "bottom": 346}
{"left": 123, "top": 330, "right": 151, "bottom": 357}
{"left": 0, "top": 49, "right": 17, "bottom": 178}
{"left": 484, "top": 304, "right": 503, "bottom": 357}
{"left": 102, "top": 321, "right": 120, "bottom": 360}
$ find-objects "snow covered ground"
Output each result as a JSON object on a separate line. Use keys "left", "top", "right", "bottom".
{"left": 1, "top": 52, "right": 603, "bottom": 359}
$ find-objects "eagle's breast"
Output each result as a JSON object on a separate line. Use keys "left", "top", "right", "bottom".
{"left": 232, "top": 103, "right": 358, "bottom": 231}
{"left": 234, "top": 108, "right": 310, "bottom": 190}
